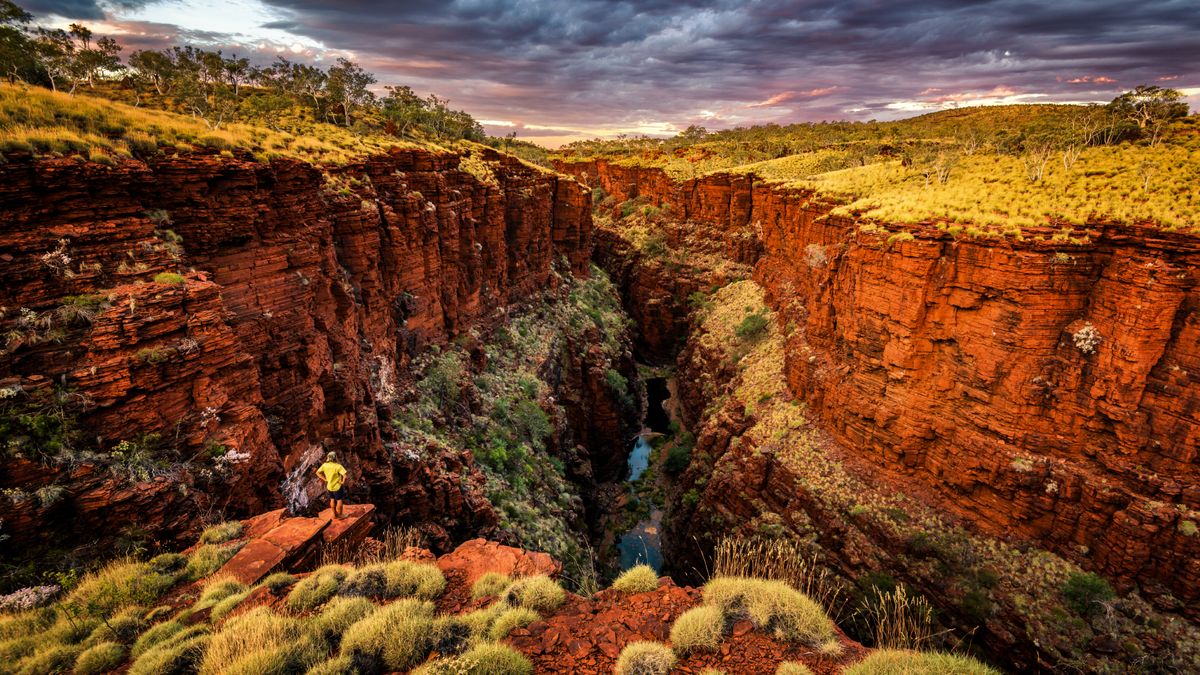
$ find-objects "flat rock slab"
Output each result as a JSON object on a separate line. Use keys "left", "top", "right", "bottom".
{"left": 319, "top": 503, "right": 375, "bottom": 544}
{"left": 216, "top": 537, "right": 290, "bottom": 585}
{"left": 241, "top": 508, "right": 287, "bottom": 540}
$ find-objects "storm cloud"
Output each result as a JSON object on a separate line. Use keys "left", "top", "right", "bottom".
{"left": 25, "top": 0, "right": 1200, "bottom": 145}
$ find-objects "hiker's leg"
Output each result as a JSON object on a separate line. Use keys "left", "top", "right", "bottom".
{"left": 336, "top": 499, "right": 345, "bottom": 518}
{"left": 329, "top": 498, "right": 336, "bottom": 514}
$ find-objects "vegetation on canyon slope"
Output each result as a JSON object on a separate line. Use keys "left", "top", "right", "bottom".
{"left": 673, "top": 279, "right": 1200, "bottom": 672}
{"left": 556, "top": 90, "right": 1198, "bottom": 232}
{"left": 390, "top": 265, "right": 635, "bottom": 592}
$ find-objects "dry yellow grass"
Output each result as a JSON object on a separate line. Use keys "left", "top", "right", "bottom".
{"left": 0, "top": 83, "right": 429, "bottom": 165}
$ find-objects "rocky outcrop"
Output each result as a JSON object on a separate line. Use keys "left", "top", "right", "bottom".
{"left": 0, "top": 148, "right": 592, "bottom": 553}
{"left": 557, "top": 160, "right": 1200, "bottom": 615}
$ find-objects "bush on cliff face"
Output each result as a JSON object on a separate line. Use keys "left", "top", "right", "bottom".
{"left": 391, "top": 266, "right": 635, "bottom": 591}
{"left": 1062, "top": 572, "right": 1115, "bottom": 617}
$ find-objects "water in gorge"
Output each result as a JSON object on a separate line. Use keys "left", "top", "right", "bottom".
{"left": 616, "top": 376, "right": 672, "bottom": 572}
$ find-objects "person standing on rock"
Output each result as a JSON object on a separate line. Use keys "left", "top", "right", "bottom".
{"left": 316, "top": 452, "right": 349, "bottom": 519}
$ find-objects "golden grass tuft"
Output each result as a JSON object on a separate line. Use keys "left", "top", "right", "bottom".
{"left": 286, "top": 564, "right": 350, "bottom": 611}
{"left": 471, "top": 572, "right": 513, "bottom": 598}
{"left": 776, "top": 662, "right": 815, "bottom": 675}
{"left": 843, "top": 649, "right": 1000, "bottom": 675}
{"left": 67, "top": 558, "right": 177, "bottom": 617}
{"left": 488, "top": 606, "right": 540, "bottom": 641}
{"left": 615, "top": 640, "right": 676, "bottom": 675}
{"left": 703, "top": 577, "right": 836, "bottom": 647}
{"left": 414, "top": 641, "right": 534, "bottom": 675}
{"left": 199, "top": 606, "right": 321, "bottom": 675}
{"left": 669, "top": 605, "right": 724, "bottom": 653}
{"left": 198, "top": 521, "right": 243, "bottom": 544}
{"left": 713, "top": 536, "right": 847, "bottom": 620}
{"left": 74, "top": 641, "right": 126, "bottom": 675}
{"left": 503, "top": 575, "right": 566, "bottom": 612}
{"left": 185, "top": 543, "right": 241, "bottom": 581}
{"left": 128, "top": 633, "right": 210, "bottom": 675}
{"left": 340, "top": 598, "right": 435, "bottom": 671}
{"left": 611, "top": 565, "right": 659, "bottom": 594}
{"left": 308, "top": 596, "right": 377, "bottom": 649}
{"left": 383, "top": 559, "right": 446, "bottom": 600}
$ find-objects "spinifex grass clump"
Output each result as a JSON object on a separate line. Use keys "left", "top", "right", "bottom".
{"left": 615, "top": 640, "right": 676, "bottom": 675}
{"left": 502, "top": 575, "right": 566, "bottom": 612}
{"left": 843, "top": 649, "right": 1000, "bottom": 675}
{"left": 703, "top": 577, "right": 840, "bottom": 652}
{"left": 611, "top": 565, "right": 659, "bottom": 594}
{"left": 340, "top": 598, "right": 435, "bottom": 672}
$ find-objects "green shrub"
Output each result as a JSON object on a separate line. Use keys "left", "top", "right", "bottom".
{"left": 75, "top": 641, "right": 126, "bottom": 675}
{"left": 129, "top": 634, "right": 210, "bottom": 675}
{"left": 702, "top": 577, "right": 835, "bottom": 646}
{"left": 384, "top": 560, "right": 446, "bottom": 600}
{"left": 503, "top": 575, "right": 566, "bottom": 612}
{"left": 664, "top": 436, "right": 693, "bottom": 474}
{"left": 415, "top": 641, "right": 533, "bottom": 675}
{"left": 734, "top": 311, "right": 769, "bottom": 339}
{"left": 612, "top": 565, "right": 658, "bottom": 594}
{"left": 340, "top": 598, "right": 434, "bottom": 672}
{"left": 287, "top": 565, "right": 350, "bottom": 611}
{"left": 776, "top": 662, "right": 814, "bottom": 675}
{"left": 199, "top": 521, "right": 244, "bottom": 544}
{"left": 153, "top": 272, "right": 185, "bottom": 285}
{"left": 843, "top": 649, "right": 1000, "bottom": 675}
{"left": 669, "top": 605, "right": 724, "bottom": 653}
{"left": 260, "top": 572, "right": 297, "bottom": 594}
{"left": 614, "top": 640, "right": 675, "bottom": 675}
{"left": 1063, "top": 572, "right": 1115, "bottom": 617}
{"left": 308, "top": 596, "right": 376, "bottom": 649}
{"left": 185, "top": 544, "right": 241, "bottom": 581}
{"left": 489, "top": 606, "right": 539, "bottom": 640}
{"left": 470, "top": 572, "right": 512, "bottom": 599}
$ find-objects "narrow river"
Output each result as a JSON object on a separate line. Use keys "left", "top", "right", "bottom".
{"left": 616, "top": 376, "right": 672, "bottom": 573}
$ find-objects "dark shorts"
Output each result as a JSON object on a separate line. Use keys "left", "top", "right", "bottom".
{"left": 327, "top": 487, "right": 345, "bottom": 501}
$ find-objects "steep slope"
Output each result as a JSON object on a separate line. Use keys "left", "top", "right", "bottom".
{"left": 558, "top": 158, "right": 1200, "bottom": 671}
{"left": 0, "top": 147, "right": 597, "bottom": 555}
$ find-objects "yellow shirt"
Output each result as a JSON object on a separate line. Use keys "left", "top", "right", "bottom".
{"left": 317, "top": 461, "right": 347, "bottom": 491}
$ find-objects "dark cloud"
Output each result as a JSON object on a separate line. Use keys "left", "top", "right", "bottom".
{"left": 27, "top": 0, "right": 1200, "bottom": 143}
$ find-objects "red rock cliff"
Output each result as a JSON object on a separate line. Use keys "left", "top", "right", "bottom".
{"left": 557, "top": 159, "right": 1200, "bottom": 614}
{"left": 0, "top": 148, "right": 592, "bottom": 552}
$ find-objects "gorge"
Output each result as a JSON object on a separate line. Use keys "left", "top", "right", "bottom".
{"left": 1, "top": 94, "right": 1199, "bottom": 675}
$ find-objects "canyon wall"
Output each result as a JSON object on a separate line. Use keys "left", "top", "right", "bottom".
{"left": 558, "top": 159, "right": 1200, "bottom": 613}
{"left": 0, "top": 148, "right": 593, "bottom": 552}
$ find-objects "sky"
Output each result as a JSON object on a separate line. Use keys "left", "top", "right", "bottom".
{"left": 22, "top": 0, "right": 1200, "bottom": 147}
